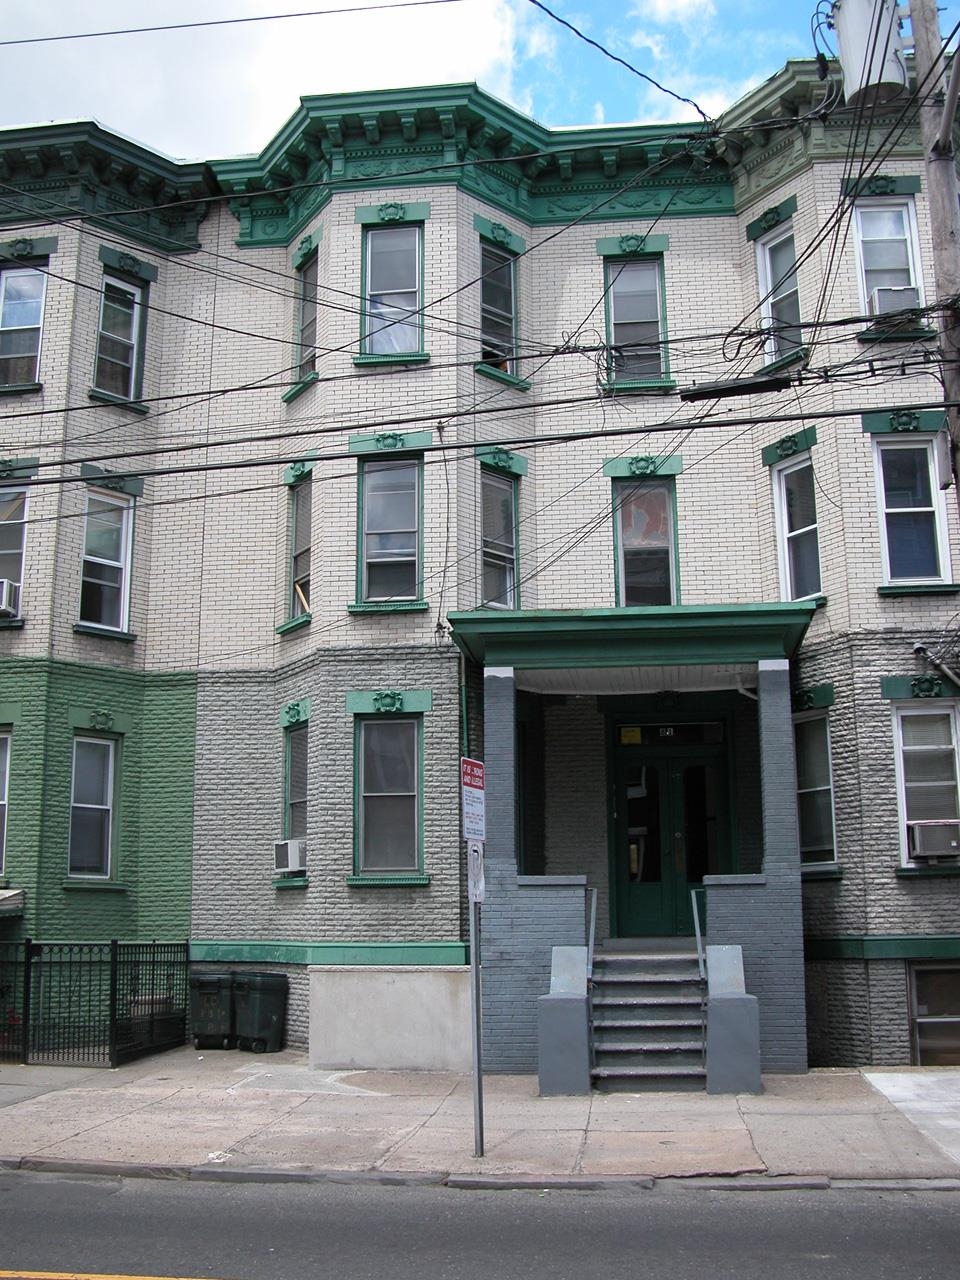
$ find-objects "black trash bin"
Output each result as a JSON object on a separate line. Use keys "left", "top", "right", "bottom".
{"left": 233, "top": 972, "right": 288, "bottom": 1053}
{"left": 189, "top": 972, "right": 235, "bottom": 1049}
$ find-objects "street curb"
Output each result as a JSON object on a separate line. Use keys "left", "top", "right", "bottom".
{"left": 189, "top": 1166, "right": 448, "bottom": 1187}
{"left": 446, "top": 1175, "right": 655, "bottom": 1191}
{"left": 18, "top": 1156, "right": 190, "bottom": 1179}
{"left": 665, "top": 1175, "right": 831, "bottom": 1190}
{"left": 830, "top": 1178, "right": 960, "bottom": 1191}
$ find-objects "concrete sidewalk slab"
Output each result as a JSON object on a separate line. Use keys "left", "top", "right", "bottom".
{"left": 579, "top": 1127, "right": 764, "bottom": 1177}
{"left": 865, "top": 1069, "right": 960, "bottom": 1166}
{"left": 745, "top": 1110, "right": 959, "bottom": 1178}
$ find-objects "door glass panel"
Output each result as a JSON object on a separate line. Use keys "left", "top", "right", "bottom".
{"left": 683, "top": 763, "right": 719, "bottom": 884}
{"left": 626, "top": 763, "right": 660, "bottom": 883}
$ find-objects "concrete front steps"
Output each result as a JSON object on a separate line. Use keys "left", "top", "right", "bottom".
{"left": 590, "top": 943, "right": 706, "bottom": 1092}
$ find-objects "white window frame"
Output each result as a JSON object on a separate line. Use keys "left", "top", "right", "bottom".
{"left": 362, "top": 225, "right": 422, "bottom": 356}
{"left": 68, "top": 736, "right": 115, "bottom": 878}
{"left": 0, "top": 266, "right": 47, "bottom": 385}
{"left": 93, "top": 274, "right": 144, "bottom": 400}
{"left": 0, "top": 486, "right": 28, "bottom": 616}
{"left": 852, "top": 198, "right": 923, "bottom": 315}
{"left": 0, "top": 732, "right": 9, "bottom": 876}
{"left": 772, "top": 454, "right": 821, "bottom": 601}
{"left": 892, "top": 703, "right": 960, "bottom": 867}
{"left": 480, "top": 469, "right": 517, "bottom": 608}
{"left": 793, "top": 711, "right": 837, "bottom": 866}
{"left": 756, "top": 223, "right": 802, "bottom": 364}
{"left": 873, "top": 436, "right": 950, "bottom": 585}
{"left": 605, "top": 258, "right": 665, "bottom": 383}
{"left": 79, "top": 489, "right": 134, "bottom": 631}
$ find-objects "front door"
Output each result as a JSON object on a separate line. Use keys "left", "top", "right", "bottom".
{"left": 614, "top": 729, "right": 727, "bottom": 936}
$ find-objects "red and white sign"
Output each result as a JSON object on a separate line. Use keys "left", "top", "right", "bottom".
{"left": 461, "top": 757, "right": 486, "bottom": 842}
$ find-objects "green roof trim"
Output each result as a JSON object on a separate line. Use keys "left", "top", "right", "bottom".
{"left": 596, "top": 234, "right": 670, "bottom": 257}
{"left": 844, "top": 174, "right": 921, "bottom": 198}
{"left": 98, "top": 245, "right": 159, "bottom": 283}
{"left": 806, "top": 935, "right": 960, "bottom": 961}
{"left": 346, "top": 689, "right": 433, "bottom": 715}
{"left": 349, "top": 429, "right": 433, "bottom": 454}
{"left": 761, "top": 426, "right": 817, "bottom": 466}
{"left": 603, "top": 454, "right": 683, "bottom": 478}
{"left": 746, "top": 196, "right": 798, "bottom": 241}
{"left": 476, "top": 445, "right": 528, "bottom": 476}
{"left": 861, "top": 409, "right": 945, "bottom": 434}
{"left": 448, "top": 602, "right": 816, "bottom": 669}
{"left": 474, "top": 214, "right": 525, "bottom": 254}
{"left": 355, "top": 200, "right": 431, "bottom": 225}
{"left": 190, "top": 940, "right": 466, "bottom": 964}
{"left": 0, "top": 235, "right": 58, "bottom": 261}
{"left": 881, "top": 674, "right": 960, "bottom": 700}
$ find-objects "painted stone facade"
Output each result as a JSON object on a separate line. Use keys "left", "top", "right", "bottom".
{"left": 2, "top": 61, "right": 959, "bottom": 1068}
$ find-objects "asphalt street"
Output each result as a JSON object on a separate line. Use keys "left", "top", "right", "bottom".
{"left": 2, "top": 1173, "right": 960, "bottom": 1280}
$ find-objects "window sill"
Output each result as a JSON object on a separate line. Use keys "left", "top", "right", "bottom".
{"left": 802, "top": 864, "right": 843, "bottom": 881}
{"left": 346, "top": 873, "right": 431, "bottom": 887}
{"left": 62, "top": 879, "right": 128, "bottom": 892}
{"left": 760, "top": 347, "right": 808, "bottom": 374}
{"left": 600, "top": 379, "right": 677, "bottom": 395}
{"left": 352, "top": 353, "right": 430, "bottom": 368}
{"left": 856, "top": 326, "right": 937, "bottom": 345}
{"left": 474, "top": 362, "right": 531, "bottom": 391}
{"left": 276, "top": 613, "right": 311, "bottom": 636}
{"left": 273, "top": 876, "right": 309, "bottom": 889}
{"left": 896, "top": 864, "right": 960, "bottom": 877}
{"left": 281, "top": 372, "right": 320, "bottom": 404}
{"left": 74, "top": 623, "right": 137, "bottom": 642}
{"left": 88, "top": 388, "right": 149, "bottom": 415}
{"left": 347, "top": 600, "right": 430, "bottom": 614}
{"left": 0, "top": 617, "right": 24, "bottom": 630}
{"left": 877, "top": 584, "right": 960, "bottom": 597}
{"left": 0, "top": 382, "right": 42, "bottom": 397}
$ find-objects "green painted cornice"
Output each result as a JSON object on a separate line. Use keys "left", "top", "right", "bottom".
{"left": 0, "top": 121, "right": 217, "bottom": 253}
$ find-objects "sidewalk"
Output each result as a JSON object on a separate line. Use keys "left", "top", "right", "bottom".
{"left": 1, "top": 1049, "right": 959, "bottom": 1189}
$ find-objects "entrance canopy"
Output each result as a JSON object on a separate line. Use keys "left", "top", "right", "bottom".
{"left": 447, "top": 603, "right": 816, "bottom": 695}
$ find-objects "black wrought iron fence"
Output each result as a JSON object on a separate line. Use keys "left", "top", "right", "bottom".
{"left": 0, "top": 939, "right": 188, "bottom": 1067}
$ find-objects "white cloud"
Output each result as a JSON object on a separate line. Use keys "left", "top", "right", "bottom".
{"left": 592, "top": 100, "right": 605, "bottom": 124}
{"left": 630, "top": 0, "right": 716, "bottom": 24}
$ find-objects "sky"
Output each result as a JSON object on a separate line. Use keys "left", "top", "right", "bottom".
{"left": 2, "top": 0, "right": 959, "bottom": 161}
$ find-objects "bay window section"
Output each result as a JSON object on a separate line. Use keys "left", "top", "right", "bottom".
{"left": 876, "top": 439, "right": 946, "bottom": 583}
{"left": 794, "top": 713, "right": 836, "bottom": 864}
{"left": 79, "top": 491, "right": 133, "bottom": 631}
{"left": 774, "top": 456, "right": 821, "bottom": 599}
{"left": 0, "top": 267, "right": 46, "bottom": 385}
{"left": 69, "top": 737, "right": 114, "bottom": 877}
{"left": 361, "top": 458, "right": 420, "bottom": 602}
{"left": 896, "top": 708, "right": 960, "bottom": 861}
{"left": 358, "top": 717, "right": 419, "bottom": 872}
{"left": 615, "top": 479, "right": 676, "bottom": 606}
{"left": 481, "top": 470, "right": 517, "bottom": 608}
{"left": 605, "top": 259, "right": 664, "bottom": 383}
{"left": 363, "top": 225, "right": 421, "bottom": 355}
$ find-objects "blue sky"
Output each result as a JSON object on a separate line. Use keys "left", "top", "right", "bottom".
{"left": 3, "top": 1, "right": 959, "bottom": 158}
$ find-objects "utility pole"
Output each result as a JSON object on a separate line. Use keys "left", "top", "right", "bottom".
{"left": 909, "top": 0, "right": 960, "bottom": 493}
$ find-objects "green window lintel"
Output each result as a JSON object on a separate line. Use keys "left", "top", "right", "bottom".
{"left": 745, "top": 196, "right": 798, "bottom": 242}
{"left": 603, "top": 454, "right": 683, "bottom": 478}
{"left": 346, "top": 689, "right": 432, "bottom": 715}
{"left": 355, "top": 201, "right": 431, "bottom": 225}
{"left": 349, "top": 429, "right": 433, "bottom": 454}
{"left": 0, "top": 702, "right": 22, "bottom": 725}
{"left": 861, "top": 409, "right": 945, "bottom": 435}
{"left": 792, "top": 682, "right": 835, "bottom": 711}
{"left": 843, "top": 175, "right": 921, "bottom": 198}
{"left": 292, "top": 229, "right": 321, "bottom": 269}
{"left": 283, "top": 455, "right": 318, "bottom": 485}
{"left": 0, "top": 456, "right": 39, "bottom": 481}
{"left": 80, "top": 462, "right": 144, "bottom": 497}
{"left": 68, "top": 706, "right": 134, "bottom": 734}
{"left": 761, "top": 426, "right": 818, "bottom": 467}
{"left": 595, "top": 234, "right": 670, "bottom": 257}
{"left": 475, "top": 445, "right": 528, "bottom": 476}
{"left": 280, "top": 697, "right": 312, "bottom": 727}
{"left": 474, "top": 214, "right": 526, "bottom": 255}
{"left": 98, "top": 245, "right": 158, "bottom": 283}
{"left": 0, "top": 235, "right": 58, "bottom": 261}
{"left": 880, "top": 674, "right": 960, "bottom": 700}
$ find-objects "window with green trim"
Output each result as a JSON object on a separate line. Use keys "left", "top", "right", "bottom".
{"left": 0, "top": 487, "right": 27, "bottom": 616}
{"left": 296, "top": 251, "right": 318, "bottom": 379}
{"left": 757, "top": 224, "right": 802, "bottom": 363}
{"left": 773, "top": 455, "right": 820, "bottom": 600}
{"left": 290, "top": 474, "right": 312, "bottom": 617}
{"left": 357, "top": 717, "right": 420, "bottom": 871}
{"left": 605, "top": 258, "right": 664, "bottom": 382}
{"left": 614, "top": 479, "right": 675, "bottom": 605}
{"left": 94, "top": 275, "right": 145, "bottom": 400}
{"left": 0, "top": 732, "right": 8, "bottom": 874}
{"left": 481, "top": 469, "right": 517, "bottom": 607}
{"left": 360, "top": 458, "right": 420, "bottom": 601}
{"left": 285, "top": 722, "right": 308, "bottom": 839}
{"left": 793, "top": 712, "right": 835, "bottom": 864}
{"left": 480, "top": 240, "right": 517, "bottom": 374}
{"left": 79, "top": 490, "right": 134, "bottom": 631}
{"left": 875, "top": 438, "right": 949, "bottom": 584}
{"left": 69, "top": 736, "right": 115, "bottom": 877}
{"left": 0, "top": 266, "right": 46, "bottom": 384}
{"left": 363, "top": 225, "right": 421, "bottom": 355}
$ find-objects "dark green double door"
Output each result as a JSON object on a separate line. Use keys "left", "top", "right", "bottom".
{"left": 614, "top": 743, "right": 727, "bottom": 937}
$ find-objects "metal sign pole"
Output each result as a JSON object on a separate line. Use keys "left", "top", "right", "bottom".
{"left": 462, "top": 761, "right": 486, "bottom": 1159}
{"left": 469, "top": 891, "right": 484, "bottom": 1158}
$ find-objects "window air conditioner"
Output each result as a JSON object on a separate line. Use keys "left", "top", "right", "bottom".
{"left": 908, "top": 820, "right": 960, "bottom": 860}
{"left": 274, "top": 838, "right": 307, "bottom": 872}
{"left": 0, "top": 579, "right": 17, "bottom": 617}
{"left": 870, "top": 286, "right": 920, "bottom": 316}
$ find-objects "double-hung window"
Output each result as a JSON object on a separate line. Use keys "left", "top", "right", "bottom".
{"left": 290, "top": 475, "right": 312, "bottom": 618}
{"left": 297, "top": 251, "right": 318, "bottom": 380}
{"left": 605, "top": 259, "right": 664, "bottom": 383}
{"left": 79, "top": 490, "right": 134, "bottom": 630}
{"left": 363, "top": 226, "right": 421, "bottom": 355}
{"left": 94, "top": 276, "right": 144, "bottom": 400}
{"left": 481, "top": 470, "right": 517, "bottom": 608}
{"left": 0, "top": 487, "right": 27, "bottom": 615}
{"left": 357, "top": 717, "right": 419, "bottom": 872}
{"left": 895, "top": 706, "right": 960, "bottom": 861}
{"left": 0, "top": 267, "right": 46, "bottom": 385}
{"left": 0, "top": 733, "right": 8, "bottom": 875}
{"left": 773, "top": 455, "right": 821, "bottom": 599}
{"left": 615, "top": 479, "right": 676, "bottom": 605}
{"left": 794, "top": 713, "right": 836, "bottom": 864}
{"left": 854, "top": 201, "right": 922, "bottom": 317}
{"left": 875, "top": 438, "right": 948, "bottom": 583}
{"left": 360, "top": 458, "right": 420, "bottom": 601}
{"left": 757, "top": 226, "right": 802, "bottom": 362}
{"left": 285, "top": 723, "right": 308, "bottom": 840}
{"left": 69, "top": 737, "right": 115, "bottom": 877}
{"left": 480, "top": 241, "right": 517, "bottom": 374}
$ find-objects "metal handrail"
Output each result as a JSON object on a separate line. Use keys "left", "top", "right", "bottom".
{"left": 586, "top": 887, "right": 598, "bottom": 976}
{"left": 691, "top": 888, "right": 706, "bottom": 981}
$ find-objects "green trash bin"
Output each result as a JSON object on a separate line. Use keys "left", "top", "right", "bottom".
{"left": 233, "top": 971, "right": 288, "bottom": 1053}
{"left": 189, "top": 972, "right": 235, "bottom": 1049}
